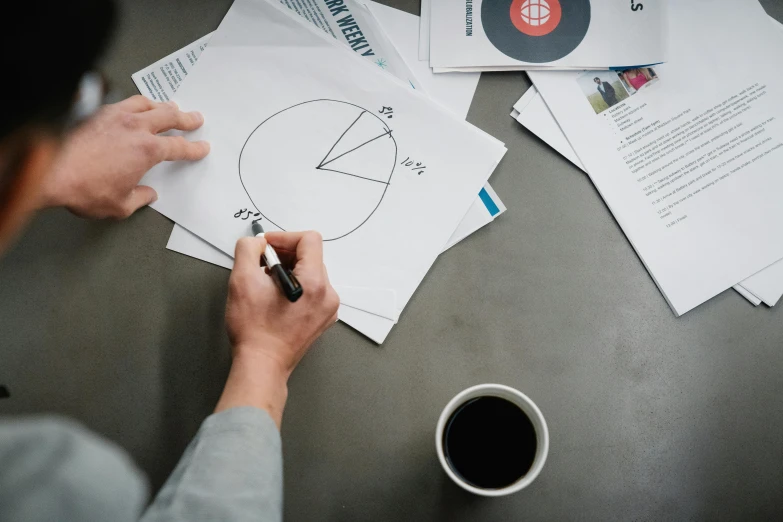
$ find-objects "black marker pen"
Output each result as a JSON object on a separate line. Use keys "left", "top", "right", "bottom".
{"left": 251, "top": 221, "right": 303, "bottom": 302}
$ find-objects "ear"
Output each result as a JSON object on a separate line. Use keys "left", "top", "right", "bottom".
{"left": 0, "top": 134, "right": 61, "bottom": 252}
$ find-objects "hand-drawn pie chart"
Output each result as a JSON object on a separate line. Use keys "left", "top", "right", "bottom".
{"left": 239, "top": 99, "right": 397, "bottom": 241}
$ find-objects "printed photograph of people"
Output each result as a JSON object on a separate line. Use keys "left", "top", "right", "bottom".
{"left": 618, "top": 67, "right": 659, "bottom": 94}
{"left": 577, "top": 71, "right": 630, "bottom": 115}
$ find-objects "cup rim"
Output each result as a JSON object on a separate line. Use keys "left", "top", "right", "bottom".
{"left": 435, "top": 383, "right": 549, "bottom": 497}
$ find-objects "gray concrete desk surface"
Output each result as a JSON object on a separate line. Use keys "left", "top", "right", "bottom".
{"left": 1, "top": 0, "right": 782, "bottom": 519}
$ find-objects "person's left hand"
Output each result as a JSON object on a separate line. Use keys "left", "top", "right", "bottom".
{"left": 40, "top": 95, "right": 210, "bottom": 219}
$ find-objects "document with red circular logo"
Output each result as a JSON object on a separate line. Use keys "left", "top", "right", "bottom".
{"left": 429, "top": 0, "right": 667, "bottom": 70}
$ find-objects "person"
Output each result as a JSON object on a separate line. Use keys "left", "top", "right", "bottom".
{"left": 623, "top": 68, "right": 651, "bottom": 91}
{"left": 594, "top": 76, "right": 619, "bottom": 108}
{"left": 0, "top": 1, "right": 339, "bottom": 520}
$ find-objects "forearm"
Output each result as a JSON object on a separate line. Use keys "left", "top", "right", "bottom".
{"left": 214, "top": 349, "right": 290, "bottom": 429}
{"left": 141, "top": 407, "right": 283, "bottom": 522}
{"left": 142, "top": 348, "right": 289, "bottom": 522}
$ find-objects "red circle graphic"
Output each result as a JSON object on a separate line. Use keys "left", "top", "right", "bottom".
{"left": 510, "top": 0, "right": 562, "bottom": 37}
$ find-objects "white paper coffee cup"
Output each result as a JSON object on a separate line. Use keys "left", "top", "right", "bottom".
{"left": 435, "top": 384, "right": 549, "bottom": 496}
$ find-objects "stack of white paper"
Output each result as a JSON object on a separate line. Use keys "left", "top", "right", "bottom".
{"left": 420, "top": 0, "right": 667, "bottom": 72}
{"left": 132, "top": 0, "right": 508, "bottom": 343}
{"left": 511, "top": 2, "right": 783, "bottom": 313}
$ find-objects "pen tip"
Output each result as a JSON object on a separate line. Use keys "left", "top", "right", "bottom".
{"left": 251, "top": 220, "right": 264, "bottom": 236}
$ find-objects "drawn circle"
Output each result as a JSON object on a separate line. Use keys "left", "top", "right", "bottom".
{"left": 510, "top": 0, "right": 561, "bottom": 37}
{"left": 482, "top": 0, "right": 590, "bottom": 63}
{"left": 239, "top": 100, "right": 396, "bottom": 241}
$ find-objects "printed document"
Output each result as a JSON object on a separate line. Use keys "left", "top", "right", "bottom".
{"left": 132, "top": 33, "right": 212, "bottom": 103}
{"left": 511, "top": 84, "right": 781, "bottom": 307}
{"left": 132, "top": 0, "right": 421, "bottom": 102}
{"left": 429, "top": 0, "right": 666, "bottom": 70}
{"left": 530, "top": 0, "right": 783, "bottom": 315}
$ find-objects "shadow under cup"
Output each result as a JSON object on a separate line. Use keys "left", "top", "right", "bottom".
{"left": 436, "top": 384, "right": 549, "bottom": 497}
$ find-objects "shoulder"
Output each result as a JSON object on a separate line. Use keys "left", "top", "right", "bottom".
{"left": 0, "top": 416, "right": 149, "bottom": 522}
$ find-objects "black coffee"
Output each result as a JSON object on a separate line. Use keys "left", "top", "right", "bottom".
{"left": 443, "top": 396, "right": 537, "bottom": 489}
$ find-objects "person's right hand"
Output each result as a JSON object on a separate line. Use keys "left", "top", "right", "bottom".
{"left": 226, "top": 230, "right": 340, "bottom": 373}
{"left": 217, "top": 231, "right": 340, "bottom": 425}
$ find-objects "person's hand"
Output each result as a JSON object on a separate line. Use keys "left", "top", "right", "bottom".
{"left": 40, "top": 95, "right": 209, "bottom": 218}
{"left": 226, "top": 231, "right": 340, "bottom": 370}
{"left": 217, "top": 231, "right": 340, "bottom": 425}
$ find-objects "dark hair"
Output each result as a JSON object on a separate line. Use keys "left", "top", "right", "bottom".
{"left": 1, "top": 0, "right": 116, "bottom": 140}
{"left": 594, "top": 77, "right": 601, "bottom": 82}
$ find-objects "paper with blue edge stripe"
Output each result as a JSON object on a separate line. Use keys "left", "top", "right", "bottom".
{"left": 478, "top": 187, "right": 500, "bottom": 216}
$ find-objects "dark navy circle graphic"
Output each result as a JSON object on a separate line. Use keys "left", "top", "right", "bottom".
{"left": 481, "top": 0, "right": 591, "bottom": 63}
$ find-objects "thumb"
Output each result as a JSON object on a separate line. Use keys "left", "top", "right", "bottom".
{"left": 124, "top": 185, "right": 158, "bottom": 215}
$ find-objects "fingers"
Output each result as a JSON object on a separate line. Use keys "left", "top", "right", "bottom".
{"left": 115, "top": 95, "right": 158, "bottom": 113}
{"left": 142, "top": 104, "right": 205, "bottom": 134}
{"left": 264, "top": 231, "right": 324, "bottom": 271}
{"left": 118, "top": 97, "right": 209, "bottom": 161}
{"left": 234, "top": 236, "right": 268, "bottom": 272}
{"left": 158, "top": 135, "right": 211, "bottom": 161}
{"left": 121, "top": 185, "right": 158, "bottom": 216}
{"left": 266, "top": 248, "right": 296, "bottom": 268}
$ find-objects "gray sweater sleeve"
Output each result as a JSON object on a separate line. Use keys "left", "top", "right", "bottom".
{"left": 141, "top": 406, "right": 283, "bottom": 522}
{"left": 0, "top": 416, "right": 149, "bottom": 522}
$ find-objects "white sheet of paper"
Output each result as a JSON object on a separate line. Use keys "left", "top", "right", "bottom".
{"left": 512, "top": 86, "right": 584, "bottom": 169}
{"left": 529, "top": 0, "right": 783, "bottom": 316}
{"left": 737, "top": 260, "right": 783, "bottom": 307}
{"left": 733, "top": 284, "right": 762, "bottom": 306}
{"left": 444, "top": 184, "right": 505, "bottom": 250}
{"left": 337, "top": 302, "right": 397, "bottom": 342}
{"left": 335, "top": 286, "right": 398, "bottom": 321}
{"left": 130, "top": 1, "right": 418, "bottom": 319}
{"left": 139, "top": 1, "right": 504, "bottom": 336}
{"left": 131, "top": 30, "right": 400, "bottom": 318}
{"left": 167, "top": 226, "right": 235, "bottom": 270}
{"left": 141, "top": 0, "right": 506, "bottom": 344}
{"left": 510, "top": 86, "right": 766, "bottom": 307}
{"left": 417, "top": 0, "right": 430, "bottom": 61}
